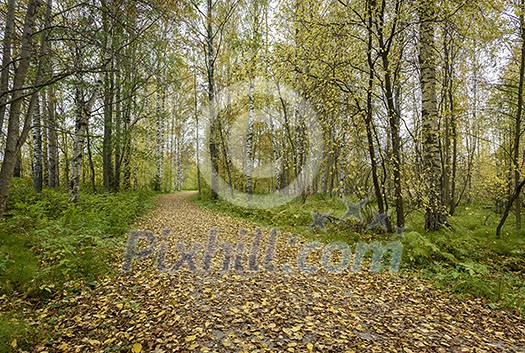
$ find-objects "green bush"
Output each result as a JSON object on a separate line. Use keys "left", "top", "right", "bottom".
{"left": 0, "top": 180, "right": 157, "bottom": 350}
{"left": 0, "top": 311, "right": 35, "bottom": 353}
{"left": 402, "top": 231, "right": 457, "bottom": 266}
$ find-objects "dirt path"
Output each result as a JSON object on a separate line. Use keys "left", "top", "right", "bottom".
{"left": 40, "top": 192, "right": 524, "bottom": 352}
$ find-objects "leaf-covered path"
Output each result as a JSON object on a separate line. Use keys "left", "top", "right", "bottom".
{"left": 39, "top": 193, "right": 524, "bottom": 352}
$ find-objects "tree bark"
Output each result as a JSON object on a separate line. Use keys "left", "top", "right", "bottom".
{"left": 512, "top": 0, "right": 525, "bottom": 230}
{"left": 47, "top": 85, "right": 58, "bottom": 188}
{"left": 0, "top": 0, "right": 16, "bottom": 140}
{"left": 497, "top": 178, "right": 525, "bottom": 237}
{"left": 364, "top": 0, "right": 391, "bottom": 231}
{"left": 28, "top": 0, "right": 53, "bottom": 193}
{"left": 194, "top": 69, "right": 202, "bottom": 198}
{"left": 154, "top": 89, "right": 165, "bottom": 191}
{"left": 246, "top": 82, "right": 254, "bottom": 197}
{"left": 419, "top": 0, "right": 447, "bottom": 231}
{"left": 86, "top": 125, "right": 97, "bottom": 192}
{"left": 206, "top": 0, "right": 219, "bottom": 200}
{"left": 0, "top": 0, "right": 42, "bottom": 218}
{"left": 32, "top": 95, "right": 43, "bottom": 192}
{"left": 69, "top": 65, "right": 101, "bottom": 203}
{"left": 375, "top": 0, "right": 404, "bottom": 228}
{"left": 102, "top": 1, "right": 115, "bottom": 192}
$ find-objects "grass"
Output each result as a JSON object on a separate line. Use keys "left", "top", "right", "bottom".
{"left": 0, "top": 178, "right": 157, "bottom": 352}
{"left": 193, "top": 189, "right": 525, "bottom": 316}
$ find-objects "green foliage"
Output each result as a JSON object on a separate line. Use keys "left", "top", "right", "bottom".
{"left": 402, "top": 231, "right": 457, "bottom": 265}
{"left": 0, "top": 311, "right": 35, "bottom": 353}
{"left": 0, "top": 179, "right": 156, "bottom": 350}
{"left": 0, "top": 183, "right": 155, "bottom": 296}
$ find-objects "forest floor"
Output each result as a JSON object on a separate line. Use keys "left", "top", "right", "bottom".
{"left": 26, "top": 192, "right": 525, "bottom": 352}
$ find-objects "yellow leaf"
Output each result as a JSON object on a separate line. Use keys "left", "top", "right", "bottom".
{"left": 131, "top": 343, "right": 142, "bottom": 353}
{"left": 291, "top": 325, "right": 302, "bottom": 332}
{"left": 185, "top": 335, "right": 197, "bottom": 342}
{"left": 58, "top": 343, "right": 69, "bottom": 350}
{"left": 116, "top": 303, "right": 124, "bottom": 309}
{"left": 11, "top": 339, "right": 17, "bottom": 348}
{"left": 307, "top": 343, "right": 314, "bottom": 351}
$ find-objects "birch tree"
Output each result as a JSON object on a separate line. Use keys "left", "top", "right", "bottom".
{"left": 0, "top": 0, "right": 42, "bottom": 217}
{"left": 419, "top": 0, "right": 447, "bottom": 230}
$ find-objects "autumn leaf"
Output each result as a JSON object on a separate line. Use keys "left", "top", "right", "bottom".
{"left": 185, "top": 335, "right": 197, "bottom": 342}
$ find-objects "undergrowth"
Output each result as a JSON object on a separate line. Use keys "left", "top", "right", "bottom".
{"left": 0, "top": 178, "right": 157, "bottom": 352}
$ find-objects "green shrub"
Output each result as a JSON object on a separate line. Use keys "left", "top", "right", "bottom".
{"left": 402, "top": 231, "right": 457, "bottom": 265}
{"left": 0, "top": 311, "right": 36, "bottom": 353}
{"left": 0, "top": 180, "right": 157, "bottom": 349}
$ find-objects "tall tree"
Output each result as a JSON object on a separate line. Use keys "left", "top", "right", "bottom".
{"left": 32, "top": 96, "right": 43, "bottom": 192}
{"left": 206, "top": 0, "right": 219, "bottom": 200}
{"left": 69, "top": 43, "right": 101, "bottom": 203}
{"left": 0, "top": 0, "right": 16, "bottom": 141}
{"left": 0, "top": 0, "right": 42, "bottom": 217}
{"left": 47, "top": 85, "right": 58, "bottom": 188}
{"left": 102, "top": 0, "right": 116, "bottom": 192}
{"left": 497, "top": 0, "right": 525, "bottom": 236}
{"left": 419, "top": 0, "right": 447, "bottom": 231}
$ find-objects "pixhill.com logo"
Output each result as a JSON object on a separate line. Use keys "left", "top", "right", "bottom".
{"left": 122, "top": 228, "right": 402, "bottom": 275}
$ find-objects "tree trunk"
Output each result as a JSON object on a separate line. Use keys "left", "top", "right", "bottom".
{"left": 269, "top": 110, "right": 282, "bottom": 193}
{"left": 70, "top": 76, "right": 86, "bottom": 203}
{"left": 194, "top": 69, "right": 202, "bottom": 198}
{"left": 246, "top": 82, "right": 254, "bottom": 197}
{"left": 206, "top": 0, "right": 219, "bottom": 200}
{"left": 47, "top": 86, "right": 58, "bottom": 188}
{"left": 29, "top": 0, "right": 53, "bottom": 193}
{"left": 114, "top": 68, "right": 122, "bottom": 191}
{"left": 513, "top": 0, "right": 525, "bottom": 230}
{"left": 86, "top": 125, "right": 97, "bottom": 192}
{"left": 0, "top": 0, "right": 42, "bottom": 218}
{"left": 69, "top": 69, "right": 100, "bottom": 203}
{"left": 32, "top": 94, "right": 43, "bottom": 192}
{"left": 419, "top": 0, "right": 447, "bottom": 231}
{"left": 364, "top": 0, "right": 391, "bottom": 231}
{"left": 497, "top": 178, "right": 525, "bottom": 237}
{"left": 0, "top": 0, "right": 16, "bottom": 140}
{"left": 62, "top": 129, "right": 69, "bottom": 188}
{"left": 217, "top": 120, "right": 233, "bottom": 196}
{"left": 375, "top": 0, "right": 404, "bottom": 228}
{"left": 122, "top": 121, "right": 132, "bottom": 190}
{"left": 102, "top": 59, "right": 114, "bottom": 191}
{"left": 176, "top": 137, "right": 183, "bottom": 191}
{"left": 42, "top": 94, "right": 49, "bottom": 183}
{"left": 154, "top": 90, "right": 165, "bottom": 191}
